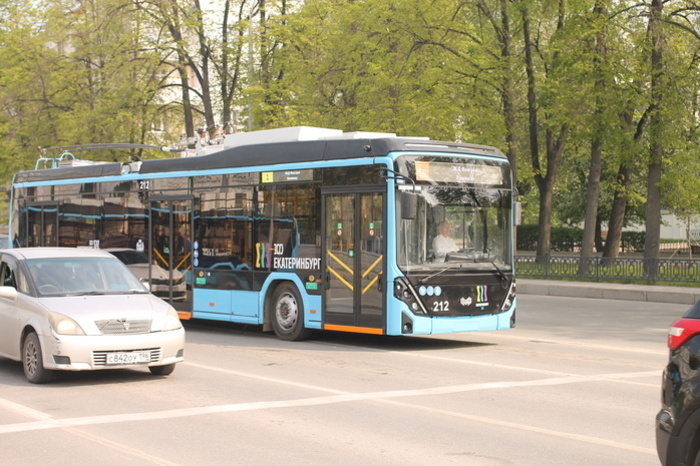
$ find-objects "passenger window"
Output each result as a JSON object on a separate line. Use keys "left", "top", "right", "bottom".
{"left": 15, "top": 269, "right": 29, "bottom": 294}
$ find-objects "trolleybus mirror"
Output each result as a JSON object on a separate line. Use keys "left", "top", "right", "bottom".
{"left": 514, "top": 201, "right": 522, "bottom": 226}
{"left": 400, "top": 191, "right": 417, "bottom": 220}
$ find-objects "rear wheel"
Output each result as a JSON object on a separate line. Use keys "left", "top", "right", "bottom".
{"left": 23, "top": 332, "right": 52, "bottom": 384}
{"left": 149, "top": 364, "right": 176, "bottom": 376}
{"left": 270, "top": 283, "right": 312, "bottom": 341}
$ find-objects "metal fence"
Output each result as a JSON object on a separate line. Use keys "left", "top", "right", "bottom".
{"left": 515, "top": 255, "right": 700, "bottom": 284}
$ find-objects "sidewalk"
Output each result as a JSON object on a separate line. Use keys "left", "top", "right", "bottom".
{"left": 518, "top": 279, "right": 700, "bottom": 305}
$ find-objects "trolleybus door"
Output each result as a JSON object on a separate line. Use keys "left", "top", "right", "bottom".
{"left": 149, "top": 198, "right": 194, "bottom": 316}
{"left": 323, "top": 191, "right": 385, "bottom": 333}
{"left": 25, "top": 202, "right": 59, "bottom": 247}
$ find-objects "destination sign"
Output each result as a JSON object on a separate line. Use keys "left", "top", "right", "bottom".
{"left": 414, "top": 161, "right": 504, "bottom": 185}
{"left": 261, "top": 169, "right": 314, "bottom": 183}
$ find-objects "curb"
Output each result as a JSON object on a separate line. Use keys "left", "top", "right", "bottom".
{"left": 518, "top": 279, "right": 700, "bottom": 305}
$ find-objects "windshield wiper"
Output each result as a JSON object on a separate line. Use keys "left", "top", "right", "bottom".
{"left": 485, "top": 260, "right": 509, "bottom": 287}
{"left": 465, "top": 258, "right": 510, "bottom": 287}
{"left": 419, "top": 264, "right": 463, "bottom": 284}
{"left": 420, "top": 259, "right": 510, "bottom": 286}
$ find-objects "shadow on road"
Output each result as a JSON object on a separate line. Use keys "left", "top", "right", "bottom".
{"left": 183, "top": 319, "right": 494, "bottom": 352}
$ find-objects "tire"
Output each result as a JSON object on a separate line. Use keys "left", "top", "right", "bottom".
{"left": 270, "top": 283, "right": 312, "bottom": 341}
{"left": 149, "top": 364, "right": 176, "bottom": 376}
{"left": 23, "top": 332, "right": 53, "bottom": 384}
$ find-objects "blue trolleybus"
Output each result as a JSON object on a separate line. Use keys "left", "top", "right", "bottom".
{"left": 10, "top": 127, "right": 517, "bottom": 340}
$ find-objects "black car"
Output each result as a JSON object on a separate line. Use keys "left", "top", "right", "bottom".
{"left": 657, "top": 301, "right": 700, "bottom": 465}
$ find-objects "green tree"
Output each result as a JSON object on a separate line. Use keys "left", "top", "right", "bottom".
{"left": 276, "top": 0, "right": 462, "bottom": 138}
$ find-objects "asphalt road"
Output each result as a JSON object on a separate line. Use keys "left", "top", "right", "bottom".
{"left": 0, "top": 294, "right": 683, "bottom": 465}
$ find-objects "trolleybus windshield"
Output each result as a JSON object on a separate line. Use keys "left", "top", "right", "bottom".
{"left": 396, "top": 156, "right": 512, "bottom": 274}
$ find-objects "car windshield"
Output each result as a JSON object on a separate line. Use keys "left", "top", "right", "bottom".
{"left": 26, "top": 257, "right": 148, "bottom": 297}
{"left": 397, "top": 185, "right": 513, "bottom": 273}
{"left": 109, "top": 250, "right": 148, "bottom": 265}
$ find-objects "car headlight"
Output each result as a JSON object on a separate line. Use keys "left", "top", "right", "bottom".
{"left": 163, "top": 307, "right": 182, "bottom": 331}
{"left": 48, "top": 312, "right": 86, "bottom": 335}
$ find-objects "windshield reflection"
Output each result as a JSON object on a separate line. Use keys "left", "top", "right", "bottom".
{"left": 26, "top": 257, "right": 148, "bottom": 297}
{"left": 397, "top": 186, "right": 512, "bottom": 273}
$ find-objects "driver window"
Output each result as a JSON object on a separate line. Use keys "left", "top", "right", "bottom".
{"left": 1, "top": 262, "right": 16, "bottom": 288}
{"left": 0, "top": 260, "right": 28, "bottom": 293}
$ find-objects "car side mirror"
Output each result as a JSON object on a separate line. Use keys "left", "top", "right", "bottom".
{"left": 0, "top": 286, "right": 18, "bottom": 301}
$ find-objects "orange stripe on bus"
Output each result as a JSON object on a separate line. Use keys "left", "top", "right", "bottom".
{"left": 323, "top": 324, "right": 384, "bottom": 335}
{"left": 177, "top": 311, "right": 192, "bottom": 320}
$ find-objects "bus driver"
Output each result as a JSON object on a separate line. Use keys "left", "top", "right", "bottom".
{"left": 432, "top": 221, "right": 458, "bottom": 262}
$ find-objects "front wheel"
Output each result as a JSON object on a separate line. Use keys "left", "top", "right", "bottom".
{"left": 149, "top": 364, "right": 176, "bottom": 376}
{"left": 23, "top": 332, "right": 53, "bottom": 384}
{"left": 270, "top": 283, "right": 312, "bottom": 341}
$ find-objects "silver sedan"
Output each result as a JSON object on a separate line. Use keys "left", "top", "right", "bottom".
{"left": 0, "top": 248, "right": 185, "bottom": 383}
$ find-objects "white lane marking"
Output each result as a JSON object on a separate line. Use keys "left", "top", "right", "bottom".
{"left": 185, "top": 361, "right": 347, "bottom": 394}
{"left": 0, "top": 367, "right": 660, "bottom": 458}
{"left": 472, "top": 332, "right": 665, "bottom": 355}
{"left": 390, "top": 351, "right": 662, "bottom": 386}
{"left": 0, "top": 396, "right": 178, "bottom": 463}
{"left": 185, "top": 360, "right": 659, "bottom": 391}
{"left": 0, "top": 398, "right": 53, "bottom": 421}
{"left": 382, "top": 397, "right": 657, "bottom": 455}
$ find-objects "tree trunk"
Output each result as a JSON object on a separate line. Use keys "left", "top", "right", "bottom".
{"left": 499, "top": 0, "right": 518, "bottom": 183}
{"left": 643, "top": 0, "right": 666, "bottom": 279}
{"left": 579, "top": 0, "right": 608, "bottom": 272}
{"left": 537, "top": 179, "right": 554, "bottom": 257}
{"left": 535, "top": 128, "right": 567, "bottom": 258}
{"left": 595, "top": 214, "right": 603, "bottom": 252}
{"left": 603, "top": 165, "right": 632, "bottom": 258}
{"left": 176, "top": 64, "right": 195, "bottom": 146}
{"left": 580, "top": 136, "right": 603, "bottom": 269}
{"left": 162, "top": 1, "right": 195, "bottom": 145}
{"left": 525, "top": 0, "right": 567, "bottom": 259}
{"left": 522, "top": 7, "right": 538, "bottom": 174}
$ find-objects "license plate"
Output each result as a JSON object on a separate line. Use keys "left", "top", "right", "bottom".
{"left": 106, "top": 351, "right": 151, "bottom": 365}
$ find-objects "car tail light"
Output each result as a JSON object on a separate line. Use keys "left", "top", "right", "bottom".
{"left": 668, "top": 318, "right": 700, "bottom": 350}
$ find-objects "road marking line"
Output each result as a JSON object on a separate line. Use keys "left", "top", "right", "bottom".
{"left": 0, "top": 398, "right": 53, "bottom": 421}
{"left": 0, "top": 397, "right": 178, "bottom": 463}
{"left": 381, "top": 397, "right": 656, "bottom": 455}
{"left": 472, "top": 332, "right": 665, "bottom": 355}
{"left": 0, "top": 366, "right": 659, "bottom": 458}
{"left": 185, "top": 361, "right": 347, "bottom": 394}
{"left": 393, "top": 351, "right": 662, "bottom": 383}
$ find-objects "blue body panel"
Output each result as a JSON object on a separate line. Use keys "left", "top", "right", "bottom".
{"left": 192, "top": 274, "right": 323, "bottom": 330}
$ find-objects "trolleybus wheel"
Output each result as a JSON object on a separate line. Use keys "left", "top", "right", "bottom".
{"left": 270, "top": 283, "right": 312, "bottom": 341}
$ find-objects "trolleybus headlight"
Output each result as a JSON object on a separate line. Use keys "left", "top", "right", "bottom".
{"left": 500, "top": 280, "right": 516, "bottom": 312}
{"left": 394, "top": 278, "right": 427, "bottom": 315}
